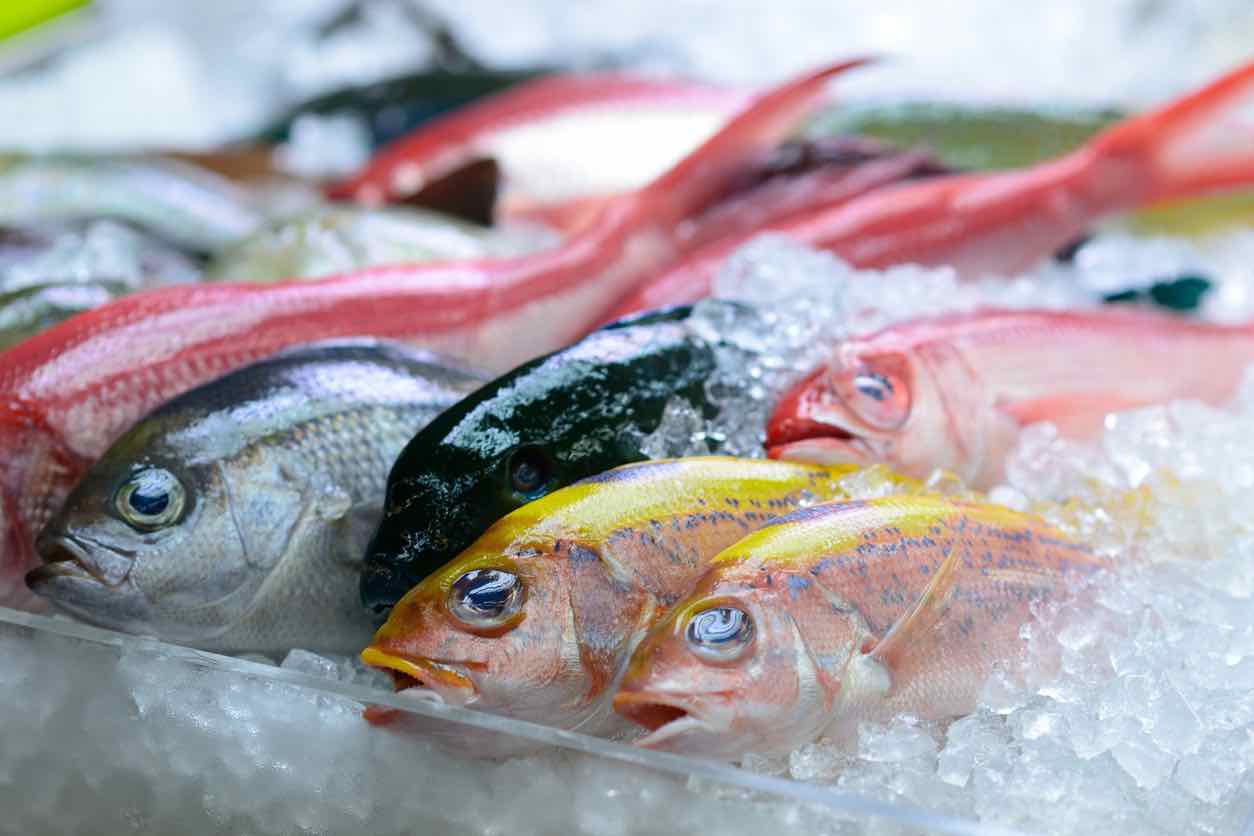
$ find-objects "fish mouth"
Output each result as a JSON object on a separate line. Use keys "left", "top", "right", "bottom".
{"left": 766, "top": 430, "right": 873, "bottom": 468}
{"left": 612, "top": 691, "right": 724, "bottom": 750}
{"left": 30, "top": 532, "right": 135, "bottom": 589}
{"left": 360, "top": 647, "right": 481, "bottom": 723}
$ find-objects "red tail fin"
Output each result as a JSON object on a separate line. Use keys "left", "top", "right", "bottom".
{"left": 1089, "top": 61, "right": 1254, "bottom": 204}
{"left": 641, "top": 57, "right": 874, "bottom": 228}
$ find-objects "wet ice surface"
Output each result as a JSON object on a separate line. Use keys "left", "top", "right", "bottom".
{"left": 0, "top": 611, "right": 989, "bottom": 836}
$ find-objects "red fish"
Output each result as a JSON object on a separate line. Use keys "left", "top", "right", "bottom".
{"left": 765, "top": 307, "right": 1254, "bottom": 487}
{"left": 607, "top": 60, "right": 1254, "bottom": 318}
{"left": 328, "top": 72, "right": 748, "bottom": 224}
{"left": 0, "top": 59, "right": 867, "bottom": 607}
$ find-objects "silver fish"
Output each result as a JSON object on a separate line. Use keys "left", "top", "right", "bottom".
{"left": 26, "top": 340, "right": 484, "bottom": 654}
{"left": 0, "top": 155, "right": 266, "bottom": 253}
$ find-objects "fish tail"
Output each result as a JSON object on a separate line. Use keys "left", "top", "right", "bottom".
{"left": 642, "top": 57, "right": 874, "bottom": 228}
{"left": 1086, "top": 60, "right": 1254, "bottom": 206}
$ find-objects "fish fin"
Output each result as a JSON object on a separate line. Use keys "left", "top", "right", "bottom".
{"left": 1087, "top": 60, "right": 1254, "bottom": 205}
{"left": 1000, "top": 392, "right": 1149, "bottom": 438}
{"left": 865, "top": 544, "right": 964, "bottom": 688}
{"left": 643, "top": 57, "right": 874, "bottom": 228}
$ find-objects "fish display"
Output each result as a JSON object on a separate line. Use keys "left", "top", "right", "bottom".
{"left": 360, "top": 304, "right": 726, "bottom": 612}
{"left": 361, "top": 457, "right": 918, "bottom": 734}
{"left": 0, "top": 59, "right": 859, "bottom": 598}
{"left": 613, "top": 496, "right": 1106, "bottom": 758}
{"left": 606, "top": 60, "right": 1254, "bottom": 319}
{"left": 764, "top": 308, "right": 1254, "bottom": 487}
{"left": 25, "top": 340, "right": 483, "bottom": 651}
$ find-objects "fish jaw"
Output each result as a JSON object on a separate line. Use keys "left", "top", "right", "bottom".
{"left": 360, "top": 646, "right": 480, "bottom": 708}
{"left": 25, "top": 535, "right": 153, "bottom": 632}
{"left": 613, "top": 689, "right": 742, "bottom": 756}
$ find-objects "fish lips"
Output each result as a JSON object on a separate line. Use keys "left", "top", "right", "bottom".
{"left": 26, "top": 533, "right": 152, "bottom": 629}
{"left": 765, "top": 410, "right": 879, "bottom": 467}
{"left": 360, "top": 646, "right": 481, "bottom": 723}
{"left": 613, "top": 690, "right": 736, "bottom": 755}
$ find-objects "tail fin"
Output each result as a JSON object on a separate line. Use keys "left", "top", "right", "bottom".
{"left": 641, "top": 57, "right": 874, "bottom": 228}
{"left": 1089, "top": 60, "right": 1254, "bottom": 204}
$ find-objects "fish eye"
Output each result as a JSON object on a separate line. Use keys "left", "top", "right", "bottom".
{"left": 114, "top": 467, "right": 185, "bottom": 530}
{"left": 448, "top": 569, "right": 525, "bottom": 629}
{"left": 507, "top": 445, "right": 551, "bottom": 499}
{"left": 685, "top": 605, "right": 754, "bottom": 663}
{"left": 832, "top": 356, "right": 912, "bottom": 431}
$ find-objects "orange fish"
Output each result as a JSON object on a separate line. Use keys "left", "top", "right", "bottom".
{"left": 614, "top": 496, "right": 1105, "bottom": 758}
{"left": 360, "top": 457, "right": 918, "bottom": 735}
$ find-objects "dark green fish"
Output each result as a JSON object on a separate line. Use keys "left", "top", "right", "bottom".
{"left": 360, "top": 305, "right": 736, "bottom": 612}
{"left": 27, "top": 340, "right": 484, "bottom": 654}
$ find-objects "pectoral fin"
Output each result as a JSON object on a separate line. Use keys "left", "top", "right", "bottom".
{"left": 864, "top": 545, "right": 963, "bottom": 688}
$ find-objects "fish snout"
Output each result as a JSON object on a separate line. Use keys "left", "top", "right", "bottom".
{"left": 360, "top": 646, "right": 480, "bottom": 707}
{"left": 613, "top": 688, "right": 735, "bottom": 752}
{"left": 31, "top": 531, "right": 134, "bottom": 588}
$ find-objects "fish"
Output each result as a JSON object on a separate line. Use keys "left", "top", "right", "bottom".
{"left": 0, "top": 59, "right": 861, "bottom": 606}
{"left": 606, "top": 59, "right": 1254, "bottom": 318}
{"left": 327, "top": 72, "right": 749, "bottom": 222}
{"left": 24, "top": 339, "right": 483, "bottom": 653}
{"left": 360, "top": 457, "right": 918, "bottom": 735}
{"left": 0, "top": 155, "right": 267, "bottom": 254}
{"left": 612, "top": 496, "right": 1106, "bottom": 759}
{"left": 360, "top": 304, "right": 725, "bottom": 613}
{"left": 0, "top": 220, "right": 202, "bottom": 350}
{"left": 204, "top": 206, "right": 556, "bottom": 282}
{"left": 764, "top": 307, "right": 1254, "bottom": 488}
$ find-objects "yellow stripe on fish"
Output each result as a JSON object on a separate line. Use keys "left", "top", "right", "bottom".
{"left": 615, "top": 496, "right": 1109, "bottom": 760}
{"left": 363, "top": 457, "right": 921, "bottom": 738}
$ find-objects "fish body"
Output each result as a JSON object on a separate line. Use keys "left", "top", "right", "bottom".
{"left": 205, "top": 206, "right": 555, "bottom": 282}
{"left": 361, "top": 457, "right": 914, "bottom": 736}
{"left": 328, "top": 72, "right": 748, "bottom": 218}
{"left": 609, "top": 59, "right": 1254, "bottom": 316}
{"left": 0, "top": 60, "right": 859, "bottom": 600}
{"left": 0, "top": 155, "right": 265, "bottom": 254}
{"left": 765, "top": 307, "right": 1254, "bottom": 487}
{"left": 613, "top": 496, "right": 1105, "bottom": 758}
{"left": 360, "top": 304, "right": 722, "bottom": 612}
{"left": 24, "top": 340, "right": 483, "bottom": 652}
{"left": 0, "top": 220, "right": 202, "bottom": 350}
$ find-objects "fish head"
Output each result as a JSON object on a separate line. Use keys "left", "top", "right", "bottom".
{"left": 614, "top": 570, "right": 846, "bottom": 758}
{"left": 27, "top": 408, "right": 310, "bottom": 643}
{"left": 766, "top": 343, "right": 917, "bottom": 467}
{"left": 364, "top": 525, "right": 650, "bottom": 728}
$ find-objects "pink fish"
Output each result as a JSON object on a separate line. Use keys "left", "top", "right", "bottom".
{"left": 0, "top": 59, "right": 866, "bottom": 608}
{"left": 613, "top": 496, "right": 1105, "bottom": 759}
{"left": 328, "top": 72, "right": 748, "bottom": 222}
{"left": 766, "top": 307, "right": 1254, "bottom": 487}
{"left": 607, "top": 60, "right": 1254, "bottom": 318}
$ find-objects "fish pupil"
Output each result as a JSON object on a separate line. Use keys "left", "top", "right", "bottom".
{"left": 129, "top": 488, "right": 169, "bottom": 516}
{"left": 449, "top": 569, "right": 523, "bottom": 626}
{"left": 508, "top": 446, "right": 550, "bottom": 496}
{"left": 855, "top": 373, "right": 892, "bottom": 402}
